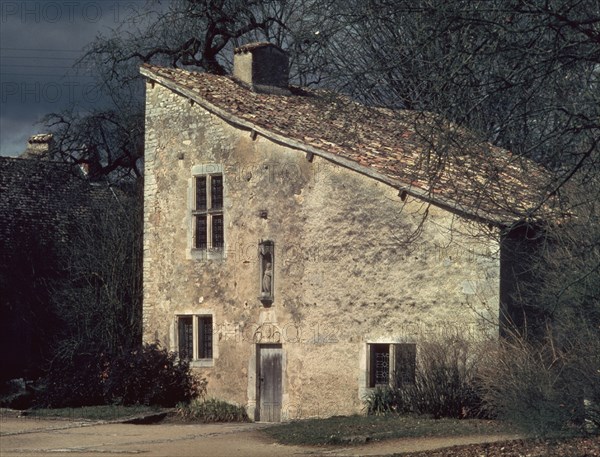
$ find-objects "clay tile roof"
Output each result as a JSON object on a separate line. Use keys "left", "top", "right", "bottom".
{"left": 0, "top": 156, "right": 114, "bottom": 255}
{"left": 140, "top": 64, "right": 557, "bottom": 226}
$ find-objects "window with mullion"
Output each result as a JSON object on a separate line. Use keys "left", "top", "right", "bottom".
{"left": 177, "top": 315, "right": 214, "bottom": 361}
{"left": 367, "top": 343, "right": 416, "bottom": 388}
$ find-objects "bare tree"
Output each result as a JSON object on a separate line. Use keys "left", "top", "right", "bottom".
{"left": 43, "top": 109, "right": 144, "bottom": 182}
{"left": 318, "top": 0, "right": 599, "bottom": 181}
{"left": 49, "top": 187, "right": 143, "bottom": 362}
{"left": 42, "top": 0, "right": 337, "bottom": 181}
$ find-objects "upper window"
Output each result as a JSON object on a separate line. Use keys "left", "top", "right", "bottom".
{"left": 367, "top": 343, "right": 416, "bottom": 388}
{"left": 193, "top": 174, "right": 224, "bottom": 250}
{"left": 177, "top": 315, "right": 213, "bottom": 361}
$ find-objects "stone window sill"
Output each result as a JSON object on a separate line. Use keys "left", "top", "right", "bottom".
{"left": 190, "top": 359, "right": 214, "bottom": 368}
{"left": 190, "top": 248, "right": 225, "bottom": 261}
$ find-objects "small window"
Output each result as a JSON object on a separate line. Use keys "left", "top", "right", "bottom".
{"left": 367, "top": 343, "right": 416, "bottom": 388}
{"left": 193, "top": 174, "right": 224, "bottom": 250}
{"left": 177, "top": 315, "right": 213, "bottom": 361}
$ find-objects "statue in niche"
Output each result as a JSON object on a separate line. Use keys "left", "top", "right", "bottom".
{"left": 259, "top": 240, "right": 274, "bottom": 303}
{"left": 262, "top": 261, "right": 272, "bottom": 294}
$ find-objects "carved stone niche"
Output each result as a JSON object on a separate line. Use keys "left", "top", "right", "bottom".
{"left": 259, "top": 240, "right": 274, "bottom": 305}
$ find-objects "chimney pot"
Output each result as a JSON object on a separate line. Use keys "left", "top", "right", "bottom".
{"left": 20, "top": 133, "right": 56, "bottom": 160}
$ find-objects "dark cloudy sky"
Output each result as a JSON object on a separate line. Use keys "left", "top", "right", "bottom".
{"left": 0, "top": 1, "right": 143, "bottom": 156}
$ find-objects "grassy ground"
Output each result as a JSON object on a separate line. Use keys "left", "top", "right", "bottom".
{"left": 24, "top": 405, "right": 163, "bottom": 421}
{"left": 262, "top": 414, "right": 517, "bottom": 446}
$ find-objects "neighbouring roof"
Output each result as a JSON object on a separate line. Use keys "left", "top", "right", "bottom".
{"left": 140, "top": 64, "right": 557, "bottom": 226}
{"left": 0, "top": 156, "right": 114, "bottom": 255}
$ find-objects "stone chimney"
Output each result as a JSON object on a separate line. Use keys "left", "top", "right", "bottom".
{"left": 20, "top": 134, "right": 56, "bottom": 160}
{"left": 233, "top": 42, "right": 290, "bottom": 95}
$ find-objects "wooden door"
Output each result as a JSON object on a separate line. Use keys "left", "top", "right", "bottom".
{"left": 257, "top": 344, "right": 282, "bottom": 422}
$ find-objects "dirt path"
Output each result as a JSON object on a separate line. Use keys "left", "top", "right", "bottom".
{"left": 0, "top": 417, "right": 520, "bottom": 457}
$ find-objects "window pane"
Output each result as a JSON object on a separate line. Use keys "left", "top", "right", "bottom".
{"left": 212, "top": 214, "right": 224, "bottom": 248}
{"left": 196, "top": 215, "right": 207, "bottom": 249}
{"left": 178, "top": 316, "right": 193, "bottom": 360}
{"left": 198, "top": 316, "right": 213, "bottom": 359}
{"left": 369, "top": 344, "right": 390, "bottom": 387}
{"left": 211, "top": 175, "right": 223, "bottom": 209}
{"left": 196, "top": 176, "right": 207, "bottom": 210}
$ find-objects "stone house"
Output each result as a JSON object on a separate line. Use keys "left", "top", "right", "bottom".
{"left": 140, "top": 43, "right": 552, "bottom": 421}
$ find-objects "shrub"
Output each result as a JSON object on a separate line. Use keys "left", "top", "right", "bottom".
{"left": 102, "top": 343, "right": 205, "bottom": 407}
{"left": 176, "top": 398, "right": 249, "bottom": 422}
{"left": 478, "top": 328, "right": 600, "bottom": 437}
{"left": 365, "top": 337, "right": 485, "bottom": 419}
{"left": 40, "top": 352, "right": 105, "bottom": 408}
{"left": 409, "top": 338, "right": 484, "bottom": 419}
{"left": 364, "top": 386, "right": 410, "bottom": 415}
{"left": 38, "top": 343, "right": 204, "bottom": 408}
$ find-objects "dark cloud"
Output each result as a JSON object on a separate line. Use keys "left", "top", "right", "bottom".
{"left": 1, "top": 1, "right": 142, "bottom": 156}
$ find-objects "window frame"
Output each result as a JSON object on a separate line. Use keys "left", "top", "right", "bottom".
{"left": 176, "top": 314, "right": 214, "bottom": 367}
{"left": 189, "top": 164, "right": 225, "bottom": 260}
{"left": 367, "top": 343, "right": 416, "bottom": 388}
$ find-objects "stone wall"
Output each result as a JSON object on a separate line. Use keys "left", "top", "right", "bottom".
{"left": 143, "top": 81, "right": 501, "bottom": 419}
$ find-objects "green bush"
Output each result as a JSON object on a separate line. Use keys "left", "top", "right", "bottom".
{"left": 39, "top": 343, "right": 204, "bottom": 408}
{"left": 176, "top": 398, "right": 249, "bottom": 422}
{"left": 364, "top": 386, "right": 410, "bottom": 415}
{"left": 102, "top": 344, "right": 205, "bottom": 407}
{"left": 365, "top": 337, "right": 485, "bottom": 419}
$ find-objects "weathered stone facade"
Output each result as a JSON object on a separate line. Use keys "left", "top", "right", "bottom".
{"left": 142, "top": 70, "right": 503, "bottom": 420}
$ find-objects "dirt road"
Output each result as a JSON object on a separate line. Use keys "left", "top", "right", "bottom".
{"left": 0, "top": 416, "right": 520, "bottom": 457}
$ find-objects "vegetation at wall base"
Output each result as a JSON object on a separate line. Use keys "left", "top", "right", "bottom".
{"left": 175, "top": 398, "right": 249, "bottom": 423}
{"left": 478, "top": 328, "right": 600, "bottom": 438}
{"left": 38, "top": 344, "right": 205, "bottom": 408}
{"left": 363, "top": 331, "right": 600, "bottom": 438}
{"left": 365, "top": 337, "right": 486, "bottom": 419}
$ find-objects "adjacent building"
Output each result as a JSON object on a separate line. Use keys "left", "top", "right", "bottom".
{"left": 0, "top": 139, "right": 115, "bottom": 381}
